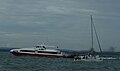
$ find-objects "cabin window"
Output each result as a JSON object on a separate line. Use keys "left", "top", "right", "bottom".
{"left": 38, "top": 51, "right": 58, "bottom": 54}
{"left": 36, "top": 46, "right": 40, "bottom": 48}
{"left": 20, "top": 50, "right": 35, "bottom": 52}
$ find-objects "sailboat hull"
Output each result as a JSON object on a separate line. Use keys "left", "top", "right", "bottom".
{"left": 74, "top": 58, "right": 103, "bottom": 62}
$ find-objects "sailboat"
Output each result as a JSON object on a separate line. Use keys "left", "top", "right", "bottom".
{"left": 74, "top": 15, "right": 103, "bottom": 62}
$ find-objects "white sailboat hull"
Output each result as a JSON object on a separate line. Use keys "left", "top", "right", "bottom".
{"left": 74, "top": 58, "right": 103, "bottom": 62}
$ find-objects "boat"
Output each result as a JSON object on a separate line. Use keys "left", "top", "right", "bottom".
{"left": 10, "top": 44, "right": 74, "bottom": 58}
{"left": 74, "top": 55, "right": 103, "bottom": 62}
{"left": 74, "top": 15, "right": 103, "bottom": 62}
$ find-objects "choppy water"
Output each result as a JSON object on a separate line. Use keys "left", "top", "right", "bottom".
{"left": 0, "top": 52, "right": 120, "bottom": 71}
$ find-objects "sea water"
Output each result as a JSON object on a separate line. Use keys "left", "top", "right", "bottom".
{"left": 0, "top": 52, "right": 120, "bottom": 71}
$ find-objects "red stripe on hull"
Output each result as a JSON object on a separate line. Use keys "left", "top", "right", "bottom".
{"left": 10, "top": 52, "right": 74, "bottom": 58}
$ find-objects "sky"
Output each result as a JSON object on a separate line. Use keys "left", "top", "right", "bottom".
{"left": 0, "top": 0, "right": 120, "bottom": 51}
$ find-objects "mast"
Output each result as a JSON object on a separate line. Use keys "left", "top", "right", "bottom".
{"left": 90, "top": 15, "right": 102, "bottom": 53}
{"left": 91, "top": 15, "right": 94, "bottom": 50}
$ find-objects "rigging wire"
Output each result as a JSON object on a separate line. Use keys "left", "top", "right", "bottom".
{"left": 90, "top": 15, "right": 102, "bottom": 53}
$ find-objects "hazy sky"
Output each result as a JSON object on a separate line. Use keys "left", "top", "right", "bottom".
{"left": 0, "top": 0, "right": 120, "bottom": 51}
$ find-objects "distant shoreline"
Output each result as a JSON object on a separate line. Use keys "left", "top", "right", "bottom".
{"left": 0, "top": 47, "right": 19, "bottom": 52}
{"left": 0, "top": 47, "right": 120, "bottom": 56}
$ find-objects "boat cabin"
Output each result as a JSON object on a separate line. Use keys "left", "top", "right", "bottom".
{"left": 35, "top": 45, "right": 46, "bottom": 50}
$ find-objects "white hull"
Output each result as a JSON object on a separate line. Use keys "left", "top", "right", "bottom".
{"left": 74, "top": 55, "right": 103, "bottom": 62}
{"left": 74, "top": 58, "right": 103, "bottom": 62}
